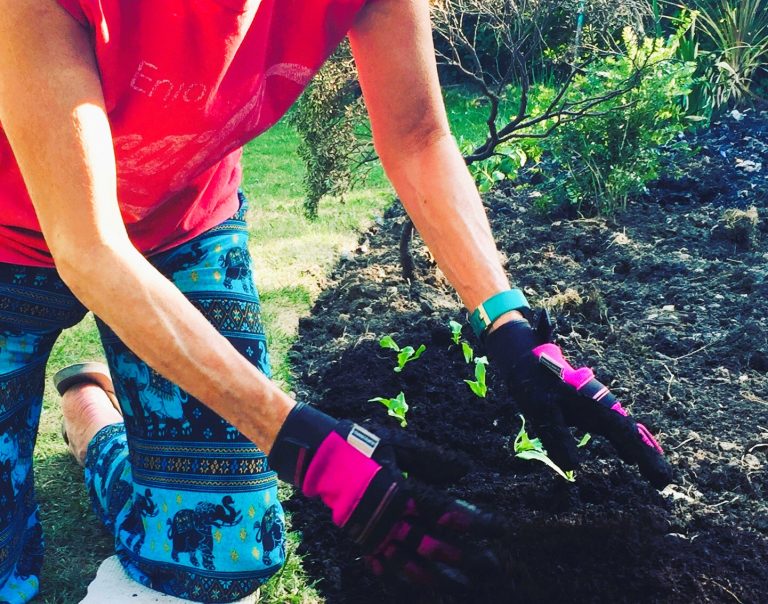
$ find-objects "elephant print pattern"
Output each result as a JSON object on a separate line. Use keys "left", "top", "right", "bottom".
{"left": 0, "top": 199, "right": 282, "bottom": 603}
{"left": 167, "top": 496, "right": 242, "bottom": 570}
{"left": 254, "top": 504, "right": 285, "bottom": 566}
{"left": 81, "top": 195, "right": 286, "bottom": 603}
{"left": 218, "top": 246, "right": 252, "bottom": 294}
{"left": 109, "top": 350, "right": 191, "bottom": 436}
{"left": 0, "top": 263, "right": 85, "bottom": 604}
{"left": 119, "top": 488, "right": 159, "bottom": 555}
{"left": 0, "top": 431, "right": 31, "bottom": 497}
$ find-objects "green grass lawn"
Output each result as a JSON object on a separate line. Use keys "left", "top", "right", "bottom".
{"left": 33, "top": 91, "right": 482, "bottom": 603}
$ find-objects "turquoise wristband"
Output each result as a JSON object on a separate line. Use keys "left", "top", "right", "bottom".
{"left": 469, "top": 289, "right": 530, "bottom": 337}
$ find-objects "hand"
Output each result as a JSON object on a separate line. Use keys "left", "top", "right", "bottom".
{"left": 268, "top": 403, "right": 501, "bottom": 588}
{"left": 485, "top": 311, "right": 673, "bottom": 489}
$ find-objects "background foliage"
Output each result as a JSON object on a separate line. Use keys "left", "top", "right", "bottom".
{"left": 287, "top": 42, "right": 373, "bottom": 219}
{"left": 291, "top": 0, "right": 766, "bottom": 217}
{"left": 504, "top": 30, "right": 694, "bottom": 214}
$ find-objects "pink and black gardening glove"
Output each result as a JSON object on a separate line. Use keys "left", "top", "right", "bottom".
{"left": 485, "top": 311, "right": 673, "bottom": 489}
{"left": 268, "top": 402, "right": 501, "bottom": 588}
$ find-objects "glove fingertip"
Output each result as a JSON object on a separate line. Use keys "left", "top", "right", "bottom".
{"left": 604, "top": 414, "right": 675, "bottom": 489}
{"left": 385, "top": 431, "right": 473, "bottom": 485}
{"left": 640, "top": 455, "right": 675, "bottom": 490}
{"left": 538, "top": 427, "right": 580, "bottom": 472}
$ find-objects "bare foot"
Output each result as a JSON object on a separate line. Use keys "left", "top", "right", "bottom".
{"left": 61, "top": 383, "right": 123, "bottom": 465}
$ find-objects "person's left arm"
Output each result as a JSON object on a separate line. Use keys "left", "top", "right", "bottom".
{"left": 349, "top": 0, "right": 673, "bottom": 489}
{"left": 349, "top": 0, "right": 519, "bottom": 319}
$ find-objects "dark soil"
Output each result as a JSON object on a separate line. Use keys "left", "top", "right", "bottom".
{"left": 284, "top": 109, "right": 768, "bottom": 603}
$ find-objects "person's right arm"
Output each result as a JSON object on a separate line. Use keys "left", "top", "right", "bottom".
{"left": 0, "top": 2, "right": 503, "bottom": 586}
{"left": 0, "top": 0, "right": 295, "bottom": 452}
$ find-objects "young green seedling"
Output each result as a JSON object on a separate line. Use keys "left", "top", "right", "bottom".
{"left": 577, "top": 433, "right": 592, "bottom": 448}
{"left": 379, "top": 335, "right": 426, "bottom": 373}
{"left": 461, "top": 341, "right": 474, "bottom": 364}
{"left": 464, "top": 355, "right": 488, "bottom": 397}
{"left": 368, "top": 391, "right": 409, "bottom": 428}
{"left": 448, "top": 320, "right": 463, "bottom": 345}
{"left": 513, "top": 415, "right": 575, "bottom": 482}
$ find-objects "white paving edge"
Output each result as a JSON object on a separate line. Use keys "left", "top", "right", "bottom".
{"left": 80, "top": 556, "right": 258, "bottom": 603}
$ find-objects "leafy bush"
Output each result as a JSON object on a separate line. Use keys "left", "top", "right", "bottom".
{"left": 287, "top": 42, "right": 372, "bottom": 218}
{"left": 289, "top": 0, "right": 658, "bottom": 217}
{"left": 672, "top": 8, "right": 718, "bottom": 122}
{"left": 462, "top": 29, "right": 695, "bottom": 214}
{"left": 536, "top": 29, "right": 695, "bottom": 213}
{"left": 289, "top": 2, "right": 695, "bottom": 218}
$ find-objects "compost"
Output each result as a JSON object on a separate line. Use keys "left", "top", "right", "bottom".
{"left": 284, "top": 110, "right": 768, "bottom": 603}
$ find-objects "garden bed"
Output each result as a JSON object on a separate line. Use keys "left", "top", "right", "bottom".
{"left": 284, "top": 110, "right": 768, "bottom": 603}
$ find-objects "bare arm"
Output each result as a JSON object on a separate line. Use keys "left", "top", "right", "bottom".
{"left": 349, "top": 0, "right": 523, "bottom": 324}
{"left": 0, "top": 0, "right": 294, "bottom": 451}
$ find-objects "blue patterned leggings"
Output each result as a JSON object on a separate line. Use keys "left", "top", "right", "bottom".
{"left": 0, "top": 195, "right": 285, "bottom": 603}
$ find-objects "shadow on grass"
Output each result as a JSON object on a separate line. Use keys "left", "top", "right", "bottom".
{"left": 34, "top": 453, "right": 113, "bottom": 604}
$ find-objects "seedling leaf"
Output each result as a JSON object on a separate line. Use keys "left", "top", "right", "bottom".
{"left": 449, "top": 320, "right": 463, "bottom": 345}
{"left": 577, "top": 433, "right": 592, "bottom": 448}
{"left": 368, "top": 392, "right": 409, "bottom": 427}
{"left": 393, "top": 343, "right": 427, "bottom": 372}
{"left": 513, "top": 417, "right": 544, "bottom": 453}
{"left": 379, "top": 335, "right": 400, "bottom": 352}
{"left": 464, "top": 379, "right": 486, "bottom": 397}
{"left": 514, "top": 415, "right": 575, "bottom": 482}
{"left": 464, "top": 356, "right": 488, "bottom": 397}
{"left": 515, "top": 450, "right": 575, "bottom": 482}
{"left": 461, "top": 341, "right": 474, "bottom": 364}
{"left": 395, "top": 346, "right": 415, "bottom": 372}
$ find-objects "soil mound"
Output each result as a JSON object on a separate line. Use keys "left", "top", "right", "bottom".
{"left": 285, "top": 110, "right": 768, "bottom": 603}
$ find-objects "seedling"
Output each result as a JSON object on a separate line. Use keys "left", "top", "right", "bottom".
{"left": 461, "top": 341, "right": 474, "bottom": 364}
{"left": 448, "top": 320, "right": 463, "bottom": 345}
{"left": 577, "top": 433, "right": 592, "bottom": 448}
{"left": 379, "top": 335, "right": 426, "bottom": 373}
{"left": 464, "top": 356, "right": 488, "bottom": 397}
{"left": 513, "top": 415, "right": 575, "bottom": 482}
{"left": 368, "top": 392, "right": 409, "bottom": 427}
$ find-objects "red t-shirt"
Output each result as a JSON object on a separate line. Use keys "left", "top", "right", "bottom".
{"left": 0, "top": 0, "right": 369, "bottom": 266}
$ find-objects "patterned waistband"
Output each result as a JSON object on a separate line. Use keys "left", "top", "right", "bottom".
{"left": 129, "top": 439, "right": 276, "bottom": 493}
{"left": 0, "top": 283, "right": 84, "bottom": 331}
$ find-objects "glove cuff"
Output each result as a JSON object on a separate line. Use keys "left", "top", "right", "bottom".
{"left": 302, "top": 431, "right": 384, "bottom": 527}
{"left": 268, "top": 402, "right": 383, "bottom": 487}
{"left": 484, "top": 319, "right": 540, "bottom": 376}
{"left": 268, "top": 402, "right": 338, "bottom": 486}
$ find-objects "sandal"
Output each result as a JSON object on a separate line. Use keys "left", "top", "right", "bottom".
{"left": 54, "top": 362, "right": 122, "bottom": 466}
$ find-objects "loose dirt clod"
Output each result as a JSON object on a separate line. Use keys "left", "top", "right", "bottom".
{"left": 714, "top": 206, "right": 760, "bottom": 248}
{"left": 541, "top": 287, "right": 583, "bottom": 313}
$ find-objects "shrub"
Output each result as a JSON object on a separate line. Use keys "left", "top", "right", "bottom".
{"left": 287, "top": 42, "right": 373, "bottom": 218}
{"left": 290, "top": 0, "right": 657, "bottom": 217}
{"left": 535, "top": 29, "right": 695, "bottom": 214}
{"left": 289, "top": 2, "right": 695, "bottom": 218}
{"left": 455, "top": 29, "right": 694, "bottom": 213}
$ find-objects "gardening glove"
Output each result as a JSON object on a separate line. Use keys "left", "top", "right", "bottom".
{"left": 268, "top": 402, "right": 501, "bottom": 588}
{"left": 485, "top": 311, "right": 673, "bottom": 489}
